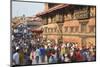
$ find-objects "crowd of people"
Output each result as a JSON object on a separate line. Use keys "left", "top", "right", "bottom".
{"left": 11, "top": 23, "right": 96, "bottom": 66}
{"left": 12, "top": 36, "right": 96, "bottom": 66}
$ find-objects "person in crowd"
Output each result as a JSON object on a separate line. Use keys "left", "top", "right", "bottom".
{"left": 51, "top": 46, "right": 57, "bottom": 63}
{"left": 56, "top": 45, "right": 62, "bottom": 63}
{"left": 61, "top": 43, "right": 66, "bottom": 56}
{"left": 90, "top": 50, "right": 96, "bottom": 61}
{"left": 46, "top": 46, "right": 52, "bottom": 63}
{"left": 80, "top": 46, "right": 90, "bottom": 62}
{"left": 53, "top": 52, "right": 58, "bottom": 63}
{"left": 40, "top": 45, "right": 46, "bottom": 63}
{"left": 64, "top": 53, "right": 70, "bottom": 62}
{"left": 24, "top": 47, "right": 32, "bottom": 65}
{"left": 19, "top": 47, "right": 24, "bottom": 65}
{"left": 30, "top": 49, "right": 35, "bottom": 64}
{"left": 61, "top": 54, "right": 65, "bottom": 62}
{"left": 49, "top": 53, "right": 57, "bottom": 63}
{"left": 67, "top": 47, "right": 75, "bottom": 62}
{"left": 89, "top": 45, "right": 96, "bottom": 61}
{"left": 74, "top": 49, "right": 84, "bottom": 62}
{"left": 12, "top": 47, "right": 20, "bottom": 65}
{"left": 12, "top": 46, "right": 16, "bottom": 57}
{"left": 35, "top": 47, "right": 40, "bottom": 64}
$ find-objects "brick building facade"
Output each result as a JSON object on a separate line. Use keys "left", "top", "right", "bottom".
{"left": 36, "top": 3, "right": 96, "bottom": 48}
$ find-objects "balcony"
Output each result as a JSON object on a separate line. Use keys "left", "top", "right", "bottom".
{"left": 73, "top": 7, "right": 89, "bottom": 20}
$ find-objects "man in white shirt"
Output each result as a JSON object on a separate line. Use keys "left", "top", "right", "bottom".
{"left": 13, "top": 47, "right": 20, "bottom": 65}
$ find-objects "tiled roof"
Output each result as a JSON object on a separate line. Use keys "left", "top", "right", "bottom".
{"left": 36, "top": 4, "right": 69, "bottom": 16}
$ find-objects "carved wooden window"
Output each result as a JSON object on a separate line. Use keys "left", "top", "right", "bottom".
{"left": 54, "top": 27, "right": 57, "bottom": 32}
{"left": 48, "top": 17, "right": 52, "bottom": 23}
{"left": 66, "top": 14, "right": 72, "bottom": 20}
{"left": 43, "top": 18, "right": 48, "bottom": 25}
{"left": 90, "top": 7, "right": 96, "bottom": 17}
{"left": 81, "top": 24, "right": 87, "bottom": 33}
{"left": 89, "top": 25, "right": 95, "bottom": 33}
{"left": 75, "top": 26, "right": 79, "bottom": 32}
{"left": 70, "top": 26, "right": 74, "bottom": 32}
{"left": 64, "top": 27, "right": 68, "bottom": 32}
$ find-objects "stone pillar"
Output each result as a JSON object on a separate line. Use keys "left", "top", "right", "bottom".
{"left": 57, "top": 23, "right": 63, "bottom": 44}
{"left": 81, "top": 36, "right": 87, "bottom": 47}
{"left": 79, "top": 20, "right": 89, "bottom": 47}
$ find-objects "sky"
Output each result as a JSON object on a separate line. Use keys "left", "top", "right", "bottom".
{"left": 12, "top": 1, "right": 45, "bottom": 18}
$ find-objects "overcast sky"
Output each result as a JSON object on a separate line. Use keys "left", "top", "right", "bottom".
{"left": 12, "top": 1, "right": 45, "bottom": 18}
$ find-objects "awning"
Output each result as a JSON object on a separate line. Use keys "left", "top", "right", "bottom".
{"left": 30, "top": 30, "right": 43, "bottom": 34}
